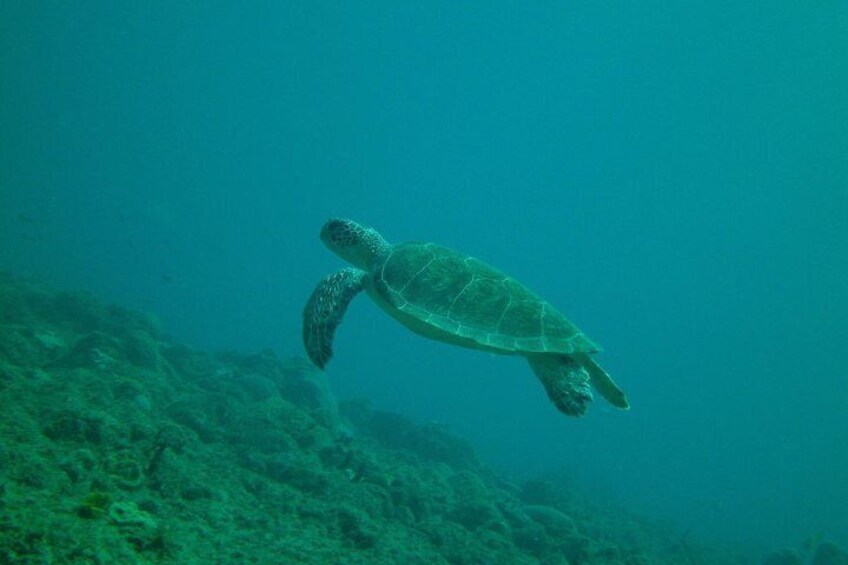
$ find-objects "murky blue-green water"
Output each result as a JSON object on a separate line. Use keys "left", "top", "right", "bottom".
{"left": 2, "top": 2, "right": 846, "bottom": 553}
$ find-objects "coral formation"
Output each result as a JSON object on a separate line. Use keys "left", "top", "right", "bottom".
{"left": 0, "top": 273, "right": 841, "bottom": 563}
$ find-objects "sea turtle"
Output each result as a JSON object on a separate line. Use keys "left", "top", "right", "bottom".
{"left": 302, "top": 218, "right": 629, "bottom": 417}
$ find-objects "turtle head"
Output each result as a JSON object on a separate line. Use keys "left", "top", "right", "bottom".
{"left": 320, "top": 218, "right": 388, "bottom": 270}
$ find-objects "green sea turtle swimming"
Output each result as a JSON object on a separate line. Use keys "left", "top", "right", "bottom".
{"left": 302, "top": 219, "right": 629, "bottom": 417}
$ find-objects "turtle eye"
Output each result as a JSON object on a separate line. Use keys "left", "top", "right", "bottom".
{"left": 324, "top": 219, "right": 354, "bottom": 247}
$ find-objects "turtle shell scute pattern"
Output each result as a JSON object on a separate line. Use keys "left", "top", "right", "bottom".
{"left": 374, "top": 242, "right": 599, "bottom": 354}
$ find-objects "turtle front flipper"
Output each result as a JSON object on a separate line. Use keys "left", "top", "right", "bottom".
{"left": 528, "top": 354, "right": 593, "bottom": 417}
{"left": 303, "top": 268, "right": 367, "bottom": 369}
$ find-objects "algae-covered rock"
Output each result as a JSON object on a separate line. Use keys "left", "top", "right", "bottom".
{"left": 336, "top": 504, "right": 379, "bottom": 549}
{"left": 105, "top": 449, "right": 146, "bottom": 490}
{"left": 277, "top": 356, "right": 337, "bottom": 413}
{"left": 523, "top": 504, "right": 577, "bottom": 536}
{"left": 0, "top": 324, "right": 56, "bottom": 367}
{"left": 59, "top": 448, "right": 97, "bottom": 484}
{"left": 166, "top": 393, "right": 231, "bottom": 443}
{"left": 108, "top": 501, "right": 164, "bottom": 552}
{"left": 763, "top": 549, "right": 804, "bottom": 565}
{"left": 161, "top": 342, "right": 223, "bottom": 383}
{"left": 446, "top": 470, "right": 505, "bottom": 532}
{"left": 121, "top": 327, "right": 161, "bottom": 369}
{"left": 220, "top": 351, "right": 340, "bottom": 427}
{"left": 76, "top": 491, "right": 112, "bottom": 519}
{"left": 104, "top": 304, "right": 161, "bottom": 340}
{"left": 263, "top": 452, "right": 330, "bottom": 494}
{"left": 341, "top": 400, "right": 478, "bottom": 469}
{"left": 233, "top": 406, "right": 300, "bottom": 454}
{"left": 233, "top": 373, "right": 278, "bottom": 402}
{"left": 812, "top": 542, "right": 848, "bottom": 565}
{"left": 43, "top": 408, "right": 106, "bottom": 444}
{"left": 59, "top": 331, "right": 125, "bottom": 370}
{"left": 50, "top": 290, "right": 107, "bottom": 332}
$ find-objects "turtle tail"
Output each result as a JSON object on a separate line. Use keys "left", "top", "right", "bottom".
{"left": 302, "top": 268, "right": 366, "bottom": 369}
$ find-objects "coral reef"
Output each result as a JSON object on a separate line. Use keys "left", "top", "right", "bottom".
{"left": 0, "top": 273, "right": 840, "bottom": 563}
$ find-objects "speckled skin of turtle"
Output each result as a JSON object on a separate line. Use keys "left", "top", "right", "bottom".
{"left": 303, "top": 218, "right": 629, "bottom": 417}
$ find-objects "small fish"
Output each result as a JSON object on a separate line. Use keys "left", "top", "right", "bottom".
{"left": 17, "top": 213, "right": 36, "bottom": 223}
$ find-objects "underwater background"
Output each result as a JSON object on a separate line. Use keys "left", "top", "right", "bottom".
{"left": 1, "top": 2, "right": 846, "bottom": 560}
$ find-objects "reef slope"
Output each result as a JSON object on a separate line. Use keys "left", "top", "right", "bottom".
{"left": 0, "top": 273, "right": 760, "bottom": 564}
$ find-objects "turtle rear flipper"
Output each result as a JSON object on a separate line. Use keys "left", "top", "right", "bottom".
{"left": 302, "top": 268, "right": 366, "bottom": 369}
{"left": 579, "top": 354, "right": 629, "bottom": 410}
{"left": 528, "top": 355, "right": 593, "bottom": 417}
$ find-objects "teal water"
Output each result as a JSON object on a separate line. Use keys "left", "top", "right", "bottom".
{"left": 2, "top": 2, "right": 846, "bottom": 552}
